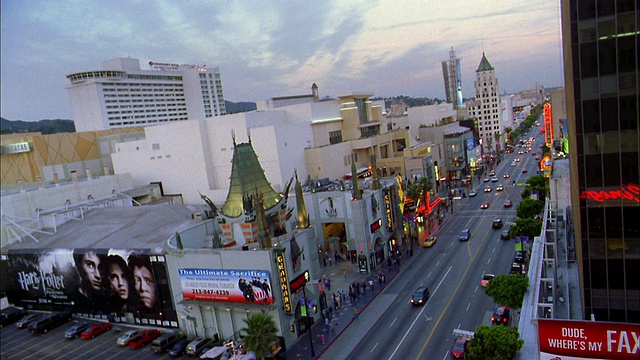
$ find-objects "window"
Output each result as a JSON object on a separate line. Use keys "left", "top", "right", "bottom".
{"left": 329, "top": 130, "right": 342, "bottom": 145}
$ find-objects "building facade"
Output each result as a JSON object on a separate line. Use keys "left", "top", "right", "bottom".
{"left": 561, "top": 0, "right": 639, "bottom": 323}
{"left": 66, "top": 58, "right": 226, "bottom": 132}
{"left": 442, "top": 47, "right": 464, "bottom": 109}
{"left": 467, "top": 53, "right": 503, "bottom": 156}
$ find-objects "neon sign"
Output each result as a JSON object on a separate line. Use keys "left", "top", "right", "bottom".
{"left": 580, "top": 183, "right": 639, "bottom": 206}
{"left": 543, "top": 103, "right": 553, "bottom": 148}
{"left": 276, "top": 253, "right": 292, "bottom": 313}
{"left": 384, "top": 191, "right": 393, "bottom": 231}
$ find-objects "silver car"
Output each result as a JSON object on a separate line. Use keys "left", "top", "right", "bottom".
{"left": 117, "top": 329, "right": 142, "bottom": 346}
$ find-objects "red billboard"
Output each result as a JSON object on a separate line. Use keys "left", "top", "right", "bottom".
{"left": 538, "top": 319, "right": 639, "bottom": 360}
{"left": 543, "top": 102, "right": 554, "bottom": 148}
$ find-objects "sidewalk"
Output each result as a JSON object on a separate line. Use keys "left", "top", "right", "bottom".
{"left": 283, "top": 193, "right": 470, "bottom": 360}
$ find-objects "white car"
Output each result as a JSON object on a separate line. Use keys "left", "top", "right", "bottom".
{"left": 496, "top": 184, "right": 504, "bottom": 191}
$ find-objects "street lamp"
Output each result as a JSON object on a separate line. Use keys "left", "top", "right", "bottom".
{"left": 302, "top": 281, "right": 317, "bottom": 357}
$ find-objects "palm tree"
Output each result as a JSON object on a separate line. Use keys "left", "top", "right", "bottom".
{"left": 494, "top": 132, "right": 502, "bottom": 153}
{"left": 405, "top": 183, "right": 422, "bottom": 206}
{"left": 417, "top": 176, "right": 434, "bottom": 204}
{"left": 240, "top": 312, "right": 279, "bottom": 359}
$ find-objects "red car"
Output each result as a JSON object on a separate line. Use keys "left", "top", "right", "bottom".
{"left": 129, "top": 329, "right": 162, "bottom": 349}
{"left": 450, "top": 338, "right": 469, "bottom": 358}
{"left": 480, "top": 202, "right": 489, "bottom": 209}
{"left": 522, "top": 169, "right": 528, "bottom": 173}
{"left": 503, "top": 199, "right": 513, "bottom": 208}
{"left": 80, "top": 323, "right": 112, "bottom": 339}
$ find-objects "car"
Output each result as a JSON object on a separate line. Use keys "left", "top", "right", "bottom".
{"left": 480, "top": 202, "right": 489, "bottom": 209}
{"left": 503, "top": 199, "right": 513, "bottom": 208}
{"left": 492, "top": 219, "right": 503, "bottom": 229}
{"left": 503, "top": 173, "right": 510, "bottom": 178}
{"left": 484, "top": 186, "right": 491, "bottom": 193}
{"left": 450, "top": 338, "right": 469, "bottom": 359}
{"left": 492, "top": 306, "right": 510, "bottom": 325}
{"left": 535, "top": 156, "right": 540, "bottom": 160}
{"left": 80, "top": 322, "right": 112, "bottom": 339}
{"left": 480, "top": 273, "right": 495, "bottom": 287}
{"left": 518, "top": 150, "right": 524, "bottom": 154}
{"left": 65, "top": 322, "right": 90, "bottom": 339}
{"left": 28, "top": 311, "right": 72, "bottom": 333}
{"left": 410, "top": 287, "right": 430, "bottom": 305}
{"left": 468, "top": 189, "right": 477, "bottom": 197}
{"left": 117, "top": 329, "right": 142, "bottom": 346}
{"left": 491, "top": 177, "right": 498, "bottom": 182}
{"left": 509, "top": 262, "right": 524, "bottom": 276}
{"left": 501, "top": 229, "right": 510, "bottom": 240}
{"left": 185, "top": 337, "right": 215, "bottom": 357}
{"left": 515, "top": 251, "right": 525, "bottom": 264}
{"left": 458, "top": 229, "right": 470, "bottom": 241}
{"left": 151, "top": 331, "right": 188, "bottom": 354}
{"left": 522, "top": 169, "right": 528, "bottom": 173}
{"left": 1, "top": 308, "right": 28, "bottom": 328}
{"left": 129, "top": 329, "right": 162, "bottom": 349}
{"left": 489, "top": 170, "right": 495, "bottom": 176}
{"left": 169, "top": 338, "right": 191, "bottom": 357}
{"left": 483, "top": 178, "right": 490, "bottom": 182}
{"left": 15, "top": 313, "right": 46, "bottom": 328}
{"left": 515, "top": 158, "right": 521, "bottom": 162}
{"left": 496, "top": 184, "right": 504, "bottom": 191}
{"left": 423, "top": 236, "right": 437, "bottom": 248}
{"left": 511, "top": 161, "right": 516, "bottom": 166}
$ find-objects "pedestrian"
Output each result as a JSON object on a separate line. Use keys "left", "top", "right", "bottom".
{"left": 325, "top": 317, "right": 330, "bottom": 333}
{"left": 336, "top": 292, "right": 341, "bottom": 308}
{"left": 333, "top": 293, "right": 339, "bottom": 310}
{"left": 343, "top": 269, "right": 347, "bottom": 281}
{"left": 382, "top": 274, "right": 386, "bottom": 284}
{"left": 329, "top": 257, "right": 332, "bottom": 266}
{"left": 327, "top": 278, "right": 331, "bottom": 291}
{"left": 369, "top": 279, "right": 374, "bottom": 294}
{"left": 378, "top": 273, "right": 383, "bottom": 285}
{"left": 321, "top": 332, "right": 325, "bottom": 345}
{"left": 353, "top": 306, "right": 359, "bottom": 320}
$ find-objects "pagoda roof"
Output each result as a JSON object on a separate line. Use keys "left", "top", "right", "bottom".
{"left": 476, "top": 53, "right": 494, "bottom": 72}
{"left": 220, "top": 142, "right": 283, "bottom": 218}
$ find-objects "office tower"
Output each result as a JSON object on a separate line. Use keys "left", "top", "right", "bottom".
{"left": 66, "top": 58, "right": 226, "bottom": 132}
{"left": 442, "top": 47, "right": 463, "bottom": 109}
{"left": 468, "top": 53, "right": 502, "bottom": 155}
{"left": 561, "top": 0, "right": 639, "bottom": 322}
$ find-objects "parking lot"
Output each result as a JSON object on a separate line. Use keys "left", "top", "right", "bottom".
{"left": 1, "top": 316, "right": 190, "bottom": 360}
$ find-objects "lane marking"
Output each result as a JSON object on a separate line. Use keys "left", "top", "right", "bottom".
{"left": 370, "top": 342, "right": 379, "bottom": 353}
{"left": 466, "top": 303, "right": 470, "bottom": 311}
{"left": 389, "top": 318, "right": 397, "bottom": 328}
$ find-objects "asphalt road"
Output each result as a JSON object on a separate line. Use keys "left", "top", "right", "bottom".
{"left": 330, "top": 134, "right": 542, "bottom": 360}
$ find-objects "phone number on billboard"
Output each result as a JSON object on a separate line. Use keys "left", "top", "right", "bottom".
{"left": 192, "top": 289, "right": 230, "bottom": 296}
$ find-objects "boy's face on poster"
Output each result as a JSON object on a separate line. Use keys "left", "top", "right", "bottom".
{"left": 81, "top": 251, "right": 103, "bottom": 291}
{"left": 109, "top": 263, "right": 129, "bottom": 300}
{"left": 133, "top": 265, "right": 156, "bottom": 309}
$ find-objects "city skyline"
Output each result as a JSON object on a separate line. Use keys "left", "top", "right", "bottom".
{"left": 1, "top": 0, "right": 563, "bottom": 121}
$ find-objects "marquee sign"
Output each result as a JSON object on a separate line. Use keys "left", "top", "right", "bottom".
{"left": 289, "top": 270, "right": 310, "bottom": 294}
{"left": 538, "top": 319, "right": 639, "bottom": 360}
{"left": 384, "top": 191, "right": 393, "bottom": 231}
{"left": 543, "top": 103, "right": 554, "bottom": 148}
{"left": 276, "top": 253, "right": 292, "bottom": 313}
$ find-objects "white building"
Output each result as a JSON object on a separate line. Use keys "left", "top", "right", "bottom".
{"left": 467, "top": 53, "right": 503, "bottom": 154}
{"left": 66, "top": 57, "right": 226, "bottom": 132}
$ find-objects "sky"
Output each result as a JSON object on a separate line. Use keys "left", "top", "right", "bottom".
{"left": 0, "top": 0, "right": 564, "bottom": 121}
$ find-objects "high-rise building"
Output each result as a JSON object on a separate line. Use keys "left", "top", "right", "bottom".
{"left": 442, "top": 47, "right": 463, "bottom": 109}
{"left": 66, "top": 58, "right": 226, "bottom": 132}
{"left": 467, "top": 53, "right": 502, "bottom": 155}
{"left": 561, "top": 0, "right": 639, "bottom": 323}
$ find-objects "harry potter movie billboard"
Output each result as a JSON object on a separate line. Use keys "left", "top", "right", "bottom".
{"left": 1, "top": 249, "right": 177, "bottom": 327}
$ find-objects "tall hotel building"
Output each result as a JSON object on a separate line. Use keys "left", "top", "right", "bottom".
{"left": 66, "top": 57, "right": 226, "bottom": 132}
{"left": 442, "top": 47, "right": 464, "bottom": 109}
{"left": 561, "top": 0, "right": 639, "bottom": 322}
{"left": 467, "top": 53, "right": 502, "bottom": 155}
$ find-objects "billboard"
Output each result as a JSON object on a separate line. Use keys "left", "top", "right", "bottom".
{"left": 179, "top": 268, "right": 273, "bottom": 304}
{"left": 538, "top": 319, "right": 639, "bottom": 360}
{"left": 1, "top": 249, "right": 177, "bottom": 326}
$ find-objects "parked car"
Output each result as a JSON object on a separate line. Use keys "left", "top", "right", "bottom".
{"left": 186, "top": 337, "right": 215, "bottom": 357}
{"left": 170, "top": 338, "right": 192, "bottom": 357}
{"left": 492, "top": 306, "right": 510, "bottom": 325}
{"left": 29, "top": 311, "right": 72, "bottom": 333}
{"left": 410, "top": 287, "right": 430, "bottom": 306}
{"left": 501, "top": 229, "right": 510, "bottom": 240}
{"left": 151, "top": 331, "right": 187, "bottom": 354}
{"left": 64, "top": 322, "right": 90, "bottom": 339}
{"left": 514, "top": 251, "right": 525, "bottom": 264}
{"left": 1, "top": 307, "right": 28, "bottom": 328}
{"left": 492, "top": 219, "right": 503, "bottom": 229}
{"left": 423, "top": 236, "right": 437, "bottom": 248}
{"left": 117, "top": 329, "right": 142, "bottom": 346}
{"left": 480, "top": 274, "right": 495, "bottom": 287}
{"left": 80, "top": 323, "right": 112, "bottom": 339}
{"left": 129, "top": 329, "right": 162, "bottom": 349}
{"left": 458, "top": 229, "right": 470, "bottom": 242}
{"left": 15, "top": 313, "right": 46, "bottom": 329}
{"left": 450, "top": 338, "right": 469, "bottom": 359}
{"left": 509, "top": 262, "right": 524, "bottom": 276}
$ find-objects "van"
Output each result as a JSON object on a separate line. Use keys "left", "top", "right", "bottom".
{"left": 151, "top": 331, "right": 187, "bottom": 353}
{"left": 28, "top": 311, "right": 72, "bottom": 333}
{"left": 186, "top": 337, "right": 213, "bottom": 357}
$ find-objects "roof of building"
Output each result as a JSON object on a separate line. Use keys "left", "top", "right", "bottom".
{"left": 220, "top": 141, "right": 283, "bottom": 218}
{"left": 476, "top": 53, "right": 494, "bottom": 72}
{"left": 443, "top": 125, "right": 471, "bottom": 135}
{"left": 2, "top": 205, "right": 202, "bottom": 253}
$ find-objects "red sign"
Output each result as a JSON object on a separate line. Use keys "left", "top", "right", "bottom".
{"left": 580, "top": 183, "right": 639, "bottom": 206}
{"left": 543, "top": 102, "right": 554, "bottom": 148}
{"left": 539, "top": 319, "right": 639, "bottom": 360}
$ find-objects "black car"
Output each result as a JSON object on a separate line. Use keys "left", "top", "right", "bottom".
{"left": 492, "top": 219, "right": 503, "bottom": 229}
{"left": 501, "top": 229, "right": 510, "bottom": 240}
{"left": 492, "top": 306, "right": 510, "bottom": 325}
{"left": 410, "top": 287, "right": 430, "bottom": 306}
{"left": 15, "top": 313, "right": 46, "bottom": 328}
{"left": 514, "top": 251, "right": 525, "bottom": 264}
{"left": 0, "top": 307, "right": 28, "bottom": 328}
{"left": 458, "top": 229, "right": 470, "bottom": 242}
{"left": 169, "top": 338, "right": 191, "bottom": 357}
{"left": 510, "top": 262, "right": 524, "bottom": 276}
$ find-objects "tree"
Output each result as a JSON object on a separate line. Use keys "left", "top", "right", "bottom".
{"left": 467, "top": 325, "right": 524, "bottom": 360}
{"left": 483, "top": 274, "right": 529, "bottom": 309}
{"left": 516, "top": 198, "right": 545, "bottom": 219}
{"left": 522, "top": 175, "right": 548, "bottom": 202}
{"left": 416, "top": 176, "right": 434, "bottom": 203}
{"left": 240, "top": 313, "right": 279, "bottom": 359}
{"left": 511, "top": 218, "right": 542, "bottom": 239}
{"left": 526, "top": 174, "right": 547, "bottom": 188}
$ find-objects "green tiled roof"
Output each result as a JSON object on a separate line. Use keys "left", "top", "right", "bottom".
{"left": 220, "top": 142, "right": 283, "bottom": 218}
{"left": 476, "top": 53, "right": 494, "bottom": 71}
